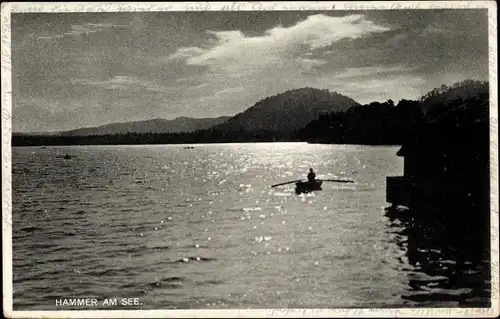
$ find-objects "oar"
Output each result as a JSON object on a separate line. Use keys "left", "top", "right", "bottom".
{"left": 319, "top": 179, "right": 354, "bottom": 183}
{"left": 271, "top": 179, "right": 302, "bottom": 188}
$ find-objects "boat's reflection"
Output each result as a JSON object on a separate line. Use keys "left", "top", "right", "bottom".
{"left": 384, "top": 205, "right": 491, "bottom": 307}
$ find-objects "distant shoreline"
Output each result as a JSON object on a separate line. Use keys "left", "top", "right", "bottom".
{"left": 10, "top": 140, "right": 403, "bottom": 148}
{"left": 11, "top": 80, "right": 490, "bottom": 149}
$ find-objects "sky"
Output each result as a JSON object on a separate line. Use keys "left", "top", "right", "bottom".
{"left": 11, "top": 10, "right": 489, "bottom": 132}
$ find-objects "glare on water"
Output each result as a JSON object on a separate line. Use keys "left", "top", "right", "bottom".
{"left": 11, "top": 143, "right": 489, "bottom": 309}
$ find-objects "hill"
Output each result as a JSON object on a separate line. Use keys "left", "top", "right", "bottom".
{"left": 215, "top": 87, "right": 359, "bottom": 132}
{"left": 11, "top": 81, "right": 489, "bottom": 147}
{"left": 56, "top": 116, "right": 231, "bottom": 136}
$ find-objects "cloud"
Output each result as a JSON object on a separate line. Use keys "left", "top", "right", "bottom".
{"left": 421, "top": 23, "right": 453, "bottom": 37}
{"left": 265, "top": 14, "right": 389, "bottom": 50}
{"left": 385, "top": 33, "right": 410, "bottom": 48}
{"left": 296, "top": 58, "right": 328, "bottom": 71}
{"left": 164, "top": 14, "right": 398, "bottom": 111}
{"left": 167, "top": 46, "right": 206, "bottom": 60}
{"left": 330, "top": 65, "right": 414, "bottom": 80}
{"left": 172, "top": 14, "right": 390, "bottom": 68}
{"left": 36, "top": 22, "right": 128, "bottom": 40}
{"left": 12, "top": 11, "right": 488, "bottom": 132}
{"left": 329, "top": 76, "right": 426, "bottom": 103}
{"left": 71, "top": 75, "right": 170, "bottom": 93}
{"left": 294, "top": 65, "right": 426, "bottom": 103}
{"left": 65, "top": 23, "right": 128, "bottom": 36}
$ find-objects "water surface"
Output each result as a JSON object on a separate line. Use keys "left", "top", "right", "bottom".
{"left": 12, "top": 143, "right": 490, "bottom": 309}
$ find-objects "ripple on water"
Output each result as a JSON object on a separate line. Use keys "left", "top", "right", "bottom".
{"left": 12, "top": 145, "right": 488, "bottom": 309}
{"left": 173, "top": 256, "right": 216, "bottom": 264}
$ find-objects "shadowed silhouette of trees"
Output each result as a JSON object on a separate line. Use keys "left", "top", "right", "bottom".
{"left": 298, "top": 80, "right": 488, "bottom": 145}
{"left": 12, "top": 129, "right": 299, "bottom": 146}
{"left": 11, "top": 80, "right": 489, "bottom": 147}
{"left": 298, "top": 99, "right": 423, "bottom": 145}
{"left": 420, "top": 79, "right": 488, "bottom": 118}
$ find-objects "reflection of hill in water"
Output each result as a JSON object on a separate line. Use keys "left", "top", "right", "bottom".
{"left": 384, "top": 205, "right": 491, "bottom": 307}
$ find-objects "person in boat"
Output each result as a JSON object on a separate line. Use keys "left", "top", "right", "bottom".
{"left": 307, "top": 168, "right": 316, "bottom": 183}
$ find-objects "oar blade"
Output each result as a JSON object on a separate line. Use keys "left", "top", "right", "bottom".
{"left": 320, "top": 179, "right": 355, "bottom": 183}
{"left": 271, "top": 179, "right": 302, "bottom": 188}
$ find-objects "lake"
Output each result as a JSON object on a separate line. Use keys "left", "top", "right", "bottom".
{"left": 11, "top": 143, "right": 490, "bottom": 309}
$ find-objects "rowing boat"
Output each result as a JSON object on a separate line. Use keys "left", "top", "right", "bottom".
{"left": 295, "top": 180, "right": 323, "bottom": 194}
{"left": 271, "top": 177, "right": 353, "bottom": 194}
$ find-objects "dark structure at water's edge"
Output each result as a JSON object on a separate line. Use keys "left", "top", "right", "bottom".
{"left": 386, "top": 120, "right": 490, "bottom": 220}
{"left": 385, "top": 91, "right": 491, "bottom": 307}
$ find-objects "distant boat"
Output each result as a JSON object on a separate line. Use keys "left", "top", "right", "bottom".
{"left": 184, "top": 146, "right": 195, "bottom": 149}
{"left": 295, "top": 180, "right": 323, "bottom": 194}
{"left": 55, "top": 154, "right": 74, "bottom": 159}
